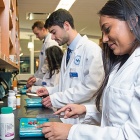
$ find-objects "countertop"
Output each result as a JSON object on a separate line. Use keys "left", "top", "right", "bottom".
{"left": 0, "top": 94, "right": 61, "bottom": 140}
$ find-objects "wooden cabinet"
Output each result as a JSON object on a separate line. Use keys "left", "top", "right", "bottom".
{"left": 0, "top": 0, "right": 20, "bottom": 70}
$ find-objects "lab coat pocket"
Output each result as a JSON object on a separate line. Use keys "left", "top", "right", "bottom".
{"left": 68, "top": 67, "right": 82, "bottom": 87}
{"left": 108, "top": 86, "right": 134, "bottom": 122}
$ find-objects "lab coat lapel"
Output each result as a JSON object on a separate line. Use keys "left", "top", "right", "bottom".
{"left": 65, "top": 35, "right": 87, "bottom": 69}
{"left": 108, "top": 47, "right": 140, "bottom": 86}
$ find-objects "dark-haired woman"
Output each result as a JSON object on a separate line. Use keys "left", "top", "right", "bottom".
{"left": 37, "top": 0, "right": 140, "bottom": 139}
{"left": 29, "top": 45, "right": 63, "bottom": 92}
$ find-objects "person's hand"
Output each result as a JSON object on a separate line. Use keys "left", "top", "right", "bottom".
{"left": 54, "top": 104, "right": 86, "bottom": 119}
{"left": 36, "top": 87, "right": 49, "bottom": 96}
{"left": 37, "top": 122, "right": 72, "bottom": 140}
{"left": 42, "top": 96, "right": 52, "bottom": 108}
{"left": 26, "top": 87, "right": 31, "bottom": 92}
{"left": 26, "top": 76, "right": 36, "bottom": 88}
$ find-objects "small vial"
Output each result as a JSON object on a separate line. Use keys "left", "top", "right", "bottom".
{"left": 13, "top": 87, "right": 18, "bottom": 94}
{"left": 16, "top": 94, "right": 21, "bottom": 109}
{"left": 8, "top": 90, "right": 16, "bottom": 110}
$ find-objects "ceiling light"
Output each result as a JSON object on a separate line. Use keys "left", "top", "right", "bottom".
{"left": 26, "top": 13, "right": 50, "bottom": 20}
{"left": 55, "top": 0, "right": 76, "bottom": 11}
{"left": 19, "top": 53, "right": 23, "bottom": 57}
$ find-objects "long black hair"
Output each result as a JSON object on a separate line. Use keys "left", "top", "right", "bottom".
{"left": 45, "top": 46, "right": 63, "bottom": 79}
{"left": 95, "top": 0, "right": 140, "bottom": 111}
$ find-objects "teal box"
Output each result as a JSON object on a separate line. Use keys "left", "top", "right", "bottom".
{"left": 25, "top": 98, "right": 42, "bottom": 107}
{"left": 19, "top": 118, "right": 49, "bottom": 137}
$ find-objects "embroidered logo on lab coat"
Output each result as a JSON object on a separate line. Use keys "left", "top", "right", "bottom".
{"left": 74, "top": 55, "right": 81, "bottom": 65}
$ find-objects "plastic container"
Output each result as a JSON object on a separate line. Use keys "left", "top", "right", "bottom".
{"left": 16, "top": 94, "right": 21, "bottom": 109}
{"left": 12, "top": 79, "right": 17, "bottom": 89}
{"left": 25, "top": 98, "right": 42, "bottom": 107}
{"left": 19, "top": 117, "right": 49, "bottom": 137}
{"left": 8, "top": 90, "right": 16, "bottom": 110}
{"left": 13, "top": 86, "right": 18, "bottom": 94}
{"left": 0, "top": 107, "right": 15, "bottom": 140}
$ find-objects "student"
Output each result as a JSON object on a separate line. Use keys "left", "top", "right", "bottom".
{"left": 27, "top": 45, "right": 63, "bottom": 93}
{"left": 26, "top": 21, "right": 59, "bottom": 88}
{"left": 37, "top": 0, "right": 140, "bottom": 139}
{"left": 36, "top": 9, "right": 104, "bottom": 124}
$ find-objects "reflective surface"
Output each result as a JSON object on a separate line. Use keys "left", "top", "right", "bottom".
{"left": 0, "top": 95, "right": 60, "bottom": 140}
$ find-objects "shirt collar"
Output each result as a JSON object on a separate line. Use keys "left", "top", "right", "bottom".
{"left": 68, "top": 33, "right": 82, "bottom": 51}
{"left": 43, "top": 33, "right": 49, "bottom": 43}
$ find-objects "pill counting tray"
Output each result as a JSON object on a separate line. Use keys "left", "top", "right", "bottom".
{"left": 25, "top": 98, "right": 42, "bottom": 107}
{"left": 19, "top": 118, "right": 49, "bottom": 137}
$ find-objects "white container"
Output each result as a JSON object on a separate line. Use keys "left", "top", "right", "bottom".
{"left": 8, "top": 90, "right": 16, "bottom": 110}
{"left": 0, "top": 107, "right": 15, "bottom": 140}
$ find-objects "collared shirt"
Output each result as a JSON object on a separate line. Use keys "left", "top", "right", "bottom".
{"left": 66, "top": 34, "right": 82, "bottom": 65}
{"left": 41, "top": 34, "right": 49, "bottom": 55}
{"left": 68, "top": 33, "right": 82, "bottom": 51}
{"left": 67, "top": 33, "right": 82, "bottom": 58}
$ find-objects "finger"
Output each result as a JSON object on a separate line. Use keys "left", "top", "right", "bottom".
{"left": 28, "top": 77, "right": 35, "bottom": 82}
{"left": 54, "top": 106, "right": 71, "bottom": 115}
{"left": 42, "top": 126, "right": 51, "bottom": 134}
{"left": 64, "top": 110, "right": 78, "bottom": 118}
{"left": 44, "top": 133, "right": 54, "bottom": 139}
{"left": 37, "top": 122, "right": 51, "bottom": 128}
{"left": 43, "top": 101, "right": 51, "bottom": 108}
{"left": 36, "top": 124, "right": 43, "bottom": 128}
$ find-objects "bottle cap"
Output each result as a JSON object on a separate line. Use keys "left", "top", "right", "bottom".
{"left": 9, "top": 90, "right": 15, "bottom": 96}
{"left": 1, "top": 107, "right": 13, "bottom": 114}
{"left": 16, "top": 94, "right": 21, "bottom": 97}
{"left": 14, "top": 87, "right": 17, "bottom": 91}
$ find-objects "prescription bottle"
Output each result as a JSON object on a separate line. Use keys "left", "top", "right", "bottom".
{"left": 8, "top": 90, "right": 16, "bottom": 110}
{"left": 12, "top": 79, "right": 17, "bottom": 89}
{"left": 16, "top": 94, "right": 21, "bottom": 109}
{"left": 0, "top": 107, "right": 15, "bottom": 140}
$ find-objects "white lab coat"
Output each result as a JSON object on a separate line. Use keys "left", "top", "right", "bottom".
{"left": 31, "top": 70, "right": 60, "bottom": 92}
{"left": 34, "top": 33, "right": 58, "bottom": 79}
{"left": 47, "top": 35, "right": 104, "bottom": 108}
{"left": 68, "top": 46, "right": 140, "bottom": 140}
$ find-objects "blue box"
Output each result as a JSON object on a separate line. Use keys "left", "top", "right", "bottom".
{"left": 19, "top": 117, "right": 49, "bottom": 137}
{"left": 25, "top": 98, "right": 42, "bottom": 107}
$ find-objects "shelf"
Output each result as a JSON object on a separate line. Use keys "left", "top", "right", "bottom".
{"left": 9, "top": 10, "right": 13, "bottom": 30}
{"left": 0, "top": 52, "right": 19, "bottom": 69}
{"left": 0, "top": 0, "right": 20, "bottom": 70}
{"left": 0, "top": 0, "right": 5, "bottom": 8}
{"left": 10, "top": 0, "right": 14, "bottom": 12}
{"left": 9, "top": 36, "right": 14, "bottom": 49}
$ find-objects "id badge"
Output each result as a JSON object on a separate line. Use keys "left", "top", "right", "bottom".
{"left": 69, "top": 68, "right": 78, "bottom": 78}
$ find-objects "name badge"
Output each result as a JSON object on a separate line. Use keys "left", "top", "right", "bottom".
{"left": 69, "top": 72, "right": 78, "bottom": 78}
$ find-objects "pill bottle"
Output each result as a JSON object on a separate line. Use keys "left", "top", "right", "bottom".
{"left": 8, "top": 90, "right": 16, "bottom": 110}
{"left": 16, "top": 94, "right": 21, "bottom": 109}
{"left": 12, "top": 79, "right": 17, "bottom": 89}
{"left": 13, "top": 87, "right": 18, "bottom": 94}
{"left": 0, "top": 107, "right": 15, "bottom": 140}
